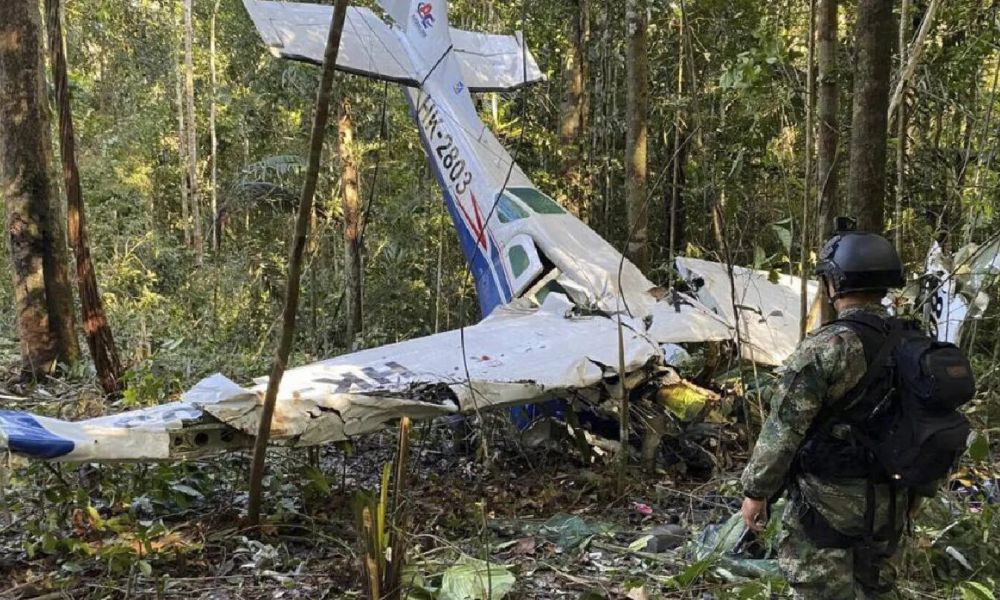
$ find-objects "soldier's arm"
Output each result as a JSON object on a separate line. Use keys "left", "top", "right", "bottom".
{"left": 740, "top": 327, "right": 854, "bottom": 500}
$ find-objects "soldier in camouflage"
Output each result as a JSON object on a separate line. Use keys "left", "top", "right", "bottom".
{"left": 740, "top": 225, "right": 929, "bottom": 598}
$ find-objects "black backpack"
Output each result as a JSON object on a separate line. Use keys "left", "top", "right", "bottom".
{"left": 793, "top": 312, "right": 975, "bottom": 591}
{"left": 797, "top": 312, "right": 975, "bottom": 487}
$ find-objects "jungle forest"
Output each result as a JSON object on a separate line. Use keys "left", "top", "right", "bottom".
{"left": 0, "top": 0, "right": 997, "bottom": 597}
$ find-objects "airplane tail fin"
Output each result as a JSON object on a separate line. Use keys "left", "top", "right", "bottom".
{"left": 383, "top": 0, "right": 453, "bottom": 70}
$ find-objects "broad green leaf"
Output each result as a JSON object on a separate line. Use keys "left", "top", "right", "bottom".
{"left": 629, "top": 535, "right": 653, "bottom": 552}
{"left": 170, "top": 483, "right": 204, "bottom": 499}
{"left": 968, "top": 431, "right": 990, "bottom": 463}
{"left": 438, "top": 558, "right": 515, "bottom": 600}
{"left": 960, "top": 581, "right": 995, "bottom": 600}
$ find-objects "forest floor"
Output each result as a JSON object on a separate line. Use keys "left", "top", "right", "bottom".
{"left": 0, "top": 374, "right": 755, "bottom": 599}
{"left": 0, "top": 371, "right": 994, "bottom": 599}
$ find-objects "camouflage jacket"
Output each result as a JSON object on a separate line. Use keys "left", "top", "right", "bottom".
{"left": 740, "top": 303, "right": 913, "bottom": 535}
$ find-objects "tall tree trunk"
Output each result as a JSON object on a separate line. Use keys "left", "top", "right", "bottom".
{"left": 815, "top": 0, "right": 839, "bottom": 324}
{"left": 0, "top": 0, "right": 80, "bottom": 374}
{"left": 210, "top": 0, "right": 221, "bottom": 251}
{"left": 894, "top": 0, "right": 910, "bottom": 253}
{"left": 340, "top": 97, "right": 363, "bottom": 345}
{"left": 625, "top": 0, "right": 649, "bottom": 271}
{"left": 558, "top": 0, "right": 590, "bottom": 221}
{"left": 176, "top": 63, "right": 190, "bottom": 246}
{"left": 45, "top": 0, "right": 123, "bottom": 393}
{"left": 800, "top": 0, "right": 816, "bottom": 338}
{"left": 847, "top": 0, "right": 894, "bottom": 233}
{"left": 815, "top": 0, "right": 839, "bottom": 240}
{"left": 668, "top": 5, "right": 685, "bottom": 272}
{"left": 184, "top": 0, "right": 203, "bottom": 263}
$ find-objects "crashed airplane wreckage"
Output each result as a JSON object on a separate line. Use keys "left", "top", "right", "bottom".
{"left": 0, "top": 0, "right": 993, "bottom": 465}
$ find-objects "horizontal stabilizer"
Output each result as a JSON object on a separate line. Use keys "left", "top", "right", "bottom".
{"left": 243, "top": 0, "right": 543, "bottom": 91}
{"left": 451, "top": 28, "right": 544, "bottom": 91}
{"left": 244, "top": 0, "right": 419, "bottom": 86}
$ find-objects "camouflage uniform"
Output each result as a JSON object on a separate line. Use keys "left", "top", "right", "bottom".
{"left": 741, "top": 304, "right": 911, "bottom": 599}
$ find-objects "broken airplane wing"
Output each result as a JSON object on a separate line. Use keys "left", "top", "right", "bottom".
{"left": 0, "top": 300, "right": 716, "bottom": 462}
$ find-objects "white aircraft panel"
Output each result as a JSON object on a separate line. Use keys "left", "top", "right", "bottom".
{"left": 243, "top": 0, "right": 419, "bottom": 86}
{"left": 676, "top": 257, "right": 818, "bottom": 366}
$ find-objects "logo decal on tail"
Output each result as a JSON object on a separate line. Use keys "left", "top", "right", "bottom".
{"left": 414, "top": 2, "right": 435, "bottom": 33}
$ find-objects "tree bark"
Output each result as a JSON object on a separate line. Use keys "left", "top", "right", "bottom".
{"left": 894, "top": 0, "right": 910, "bottom": 253}
{"left": 0, "top": 0, "right": 80, "bottom": 374}
{"left": 558, "top": 0, "right": 590, "bottom": 221}
{"left": 668, "top": 5, "right": 685, "bottom": 272}
{"left": 815, "top": 0, "right": 840, "bottom": 239}
{"left": 246, "top": 0, "right": 349, "bottom": 527}
{"left": 340, "top": 96, "right": 363, "bottom": 346}
{"left": 45, "top": 0, "right": 123, "bottom": 393}
{"left": 176, "top": 59, "right": 190, "bottom": 246}
{"left": 210, "top": 0, "right": 221, "bottom": 251}
{"left": 184, "top": 0, "right": 203, "bottom": 262}
{"left": 847, "top": 0, "right": 894, "bottom": 233}
{"left": 800, "top": 0, "right": 816, "bottom": 338}
{"left": 625, "top": 0, "right": 649, "bottom": 271}
{"left": 815, "top": 0, "right": 839, "bottom": 324}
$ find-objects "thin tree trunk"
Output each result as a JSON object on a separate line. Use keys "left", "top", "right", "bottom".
{"left": 815, "top": 0, "right": 839, "bottom": 324}
{"left": 625, "top": 0, "right": 648, "bottom": 270}
{"left": 46, "top": 0, "right": 123, "bottom": 393}
{"left": 184, "top": 0, "right": 203, "bottom": 263}
{"left": 176, "top": 64, "right": 190, "bottom": 246}
{"left": 210, "top": 0, "right": 221, "bottom": 251}
{"left": 847, "top": 0, "right": 894, "bottom": 233}
{"left": 894, "top": 0, "right": 910, "bottom": 253}
{"left": 800, "top": 0, "right": 816, "bottom": 338}
{"left": 340, "top": 96, "right": 363, "bottom": 346}
{"left": 0, "top": 0, "right": 81, "bottom": 374}
{"left": 558, "top": 0, "right": 590, "bottom": 221}
{"left": 815, "top": 0, "right": 839, "bottom": 238}
{"left": 246, "top": 0, "right": 349, "bottom": 527}
{"left": 668, "top": 5, "right": 685, "bottom": 276}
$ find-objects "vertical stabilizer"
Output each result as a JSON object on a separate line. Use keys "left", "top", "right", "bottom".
{"left": 383, "top": 0, "right": 452, "bottom": 71}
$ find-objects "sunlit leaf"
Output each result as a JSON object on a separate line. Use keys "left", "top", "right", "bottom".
{"left": 438, "top": 558, "right": 515, "bottom": 600}
{"left": 960, "top": 581, "right": 996, "bottom": 600}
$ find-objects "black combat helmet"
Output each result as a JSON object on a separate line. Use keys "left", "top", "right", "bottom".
{"left": 816, "top": 217, "right": 905, "bottom": 298}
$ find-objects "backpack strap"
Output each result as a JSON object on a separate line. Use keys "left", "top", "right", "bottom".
{"left": 832, "top": 314, "right": 907, "bottom": 414}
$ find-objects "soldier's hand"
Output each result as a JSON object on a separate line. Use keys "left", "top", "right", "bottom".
{"left": 741, "top": 497, "right": 768, "bottom": 532}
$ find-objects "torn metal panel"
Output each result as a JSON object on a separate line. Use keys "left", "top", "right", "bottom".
{"left": 924, "top": 240, "right": 998, "bottom": 343}
{"left": 646, "top": 295, "right": 734, "bottom": 346}
{"left": 676, "top": 257, "right": 818, "bottom": 366}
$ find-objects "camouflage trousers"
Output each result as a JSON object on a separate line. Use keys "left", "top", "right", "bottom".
{"left": 777, "top": 499, "right": 897, "bottom": 599}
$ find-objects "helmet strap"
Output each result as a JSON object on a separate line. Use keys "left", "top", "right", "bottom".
{"left": 820, "top": 276, "right": 840, "bottom": 305}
